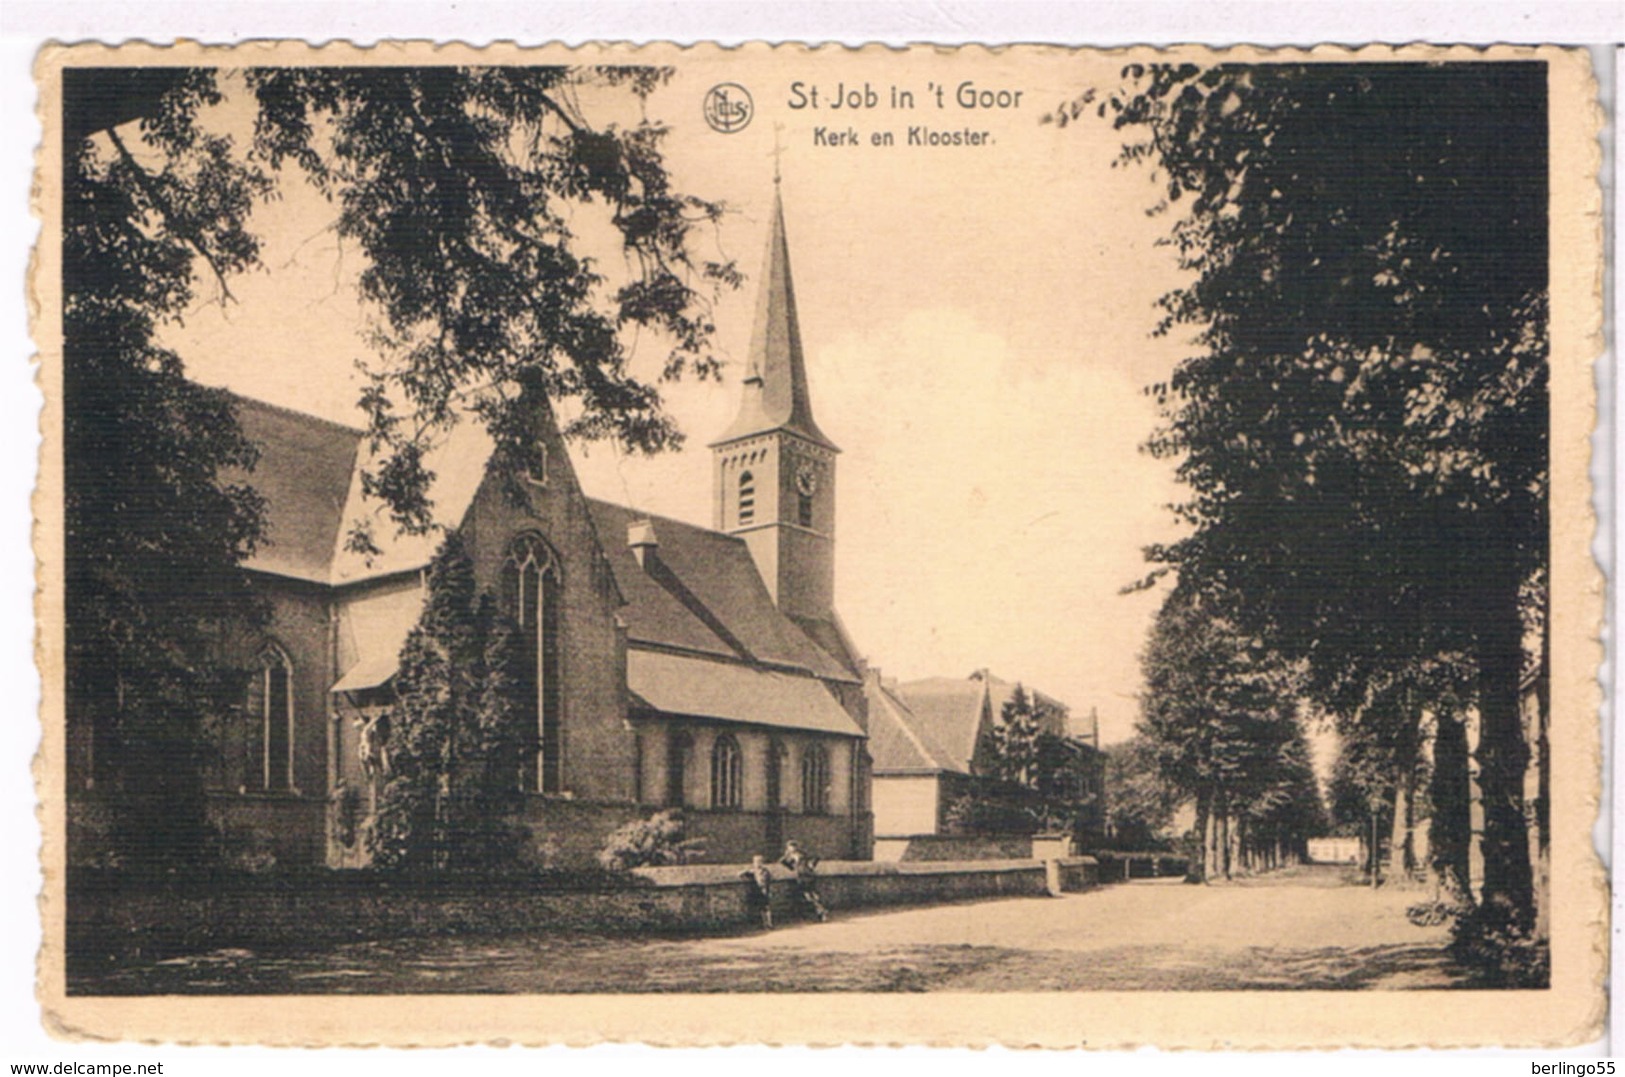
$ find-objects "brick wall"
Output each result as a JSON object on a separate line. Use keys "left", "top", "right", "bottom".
{"left": 207, "top": 794, "right": 327, "bottom": 867}
{"left": 459, "top": 401, "right": 636, "bottom": 807}
{"left": 68, "top": 856, "right": 1100, "bottom": 964}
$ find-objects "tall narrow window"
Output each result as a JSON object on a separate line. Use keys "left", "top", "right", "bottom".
{"left": 797, "top": 491, "right": 814, "bottom": 528}
{"left": 526, "top": 443, "right": 548, "bottom": 486}
{"left": 710, "top": 734, "right": 743, "bottom": 809}
{"left": 505, "top": 534, "right": 563, "bottom": 794}
{"left": 765, "top": 739, "right": 786, "bottom": 809}
{"left": 667, "top": 731, "right": 692, "bottom": 807}
{"left": 244, "top": 645, "right": 294, "bottom": 792}
{"left": 738, "top": 470, "right": 756, "bottom": 525}
{"left": 632, "top": 731, "right": 645, "bottom": 804}
{"left": 801, "top": 743, "right": 831, "bottom": 815}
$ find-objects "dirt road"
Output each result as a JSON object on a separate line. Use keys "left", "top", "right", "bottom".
{"left": 74, "top": 864, "right": 1479, "bottom": 994}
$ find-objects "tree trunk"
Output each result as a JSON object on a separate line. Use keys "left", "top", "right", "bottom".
{"left": 1390, "top": 711, "right": 1421, "bottom": 879}
{"left": 1368, "top": 809, "right": 1382, "bottom": 887}
{"left": 1429, "top": 707, "right": 1475, "bottom": 910}
{"left": 1475, "top": 570, "right": 1535, "bottom": 931}
{"left": 1205, "top": 804, "right": 1219, "bottom": 880}
{"left": 1535, "top": 610, "right": 1551, "bottom": 940}
{"left": 1188, "top": 788, "right": 1210, "bottom": 883}
{"left": 1390, "top": 777, "right": 1412, "bottom": 881}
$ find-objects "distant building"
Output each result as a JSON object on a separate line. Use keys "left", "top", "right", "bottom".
{"left": 1307, "top": 837, "right": 1362, "bottom": 864}
{"left": 867, "top": 669, "right": 1104, "bottom": 854}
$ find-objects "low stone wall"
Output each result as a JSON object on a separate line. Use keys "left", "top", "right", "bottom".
{"left": 1088, "top": 851, "right": 1189, "bottom": 880}
{"left": 68, "top": 856, "right": 1101, "bottom": 963}
{"left": 641, "top": 856, "right": 1100, "bottom": 916}
{"left": 873, "top": 834, "right": 1036, "bottom": 862}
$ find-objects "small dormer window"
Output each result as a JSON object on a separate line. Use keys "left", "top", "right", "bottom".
{"left": 738, "top": 471, "right": 755, "bottom": 525}
{"left": 526, "top": 444, "right": 548, "bottom": 487}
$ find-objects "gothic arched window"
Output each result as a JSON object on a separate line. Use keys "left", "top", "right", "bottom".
{"left": 244, "top": 644, "right": 294, "bottom": 793}
{"left": 801, "top": 742, "right": 831, "bottom": 815}
{"left": 710, "top": 734, "right": 743, "bottom": 810}
{"left": 738, "top": 470, "right": 756, "bottom": 526}
{"left": 504, "top": 534, "right": 563, "bottom": 794}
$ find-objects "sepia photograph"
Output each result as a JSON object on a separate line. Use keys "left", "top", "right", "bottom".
{"left": 28, "top": 37, "right": 1605, "bottom": 1047}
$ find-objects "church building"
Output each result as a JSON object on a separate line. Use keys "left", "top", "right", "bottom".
{"left": 68, "top": 189, "right": 873, "bottom": 871}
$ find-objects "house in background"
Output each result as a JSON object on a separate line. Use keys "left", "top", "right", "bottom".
{"left": 66, "top": 187, "right": 873, "bottom": 870}
{"left": 867, "top": 669, "right": 1105, "bottom": 859}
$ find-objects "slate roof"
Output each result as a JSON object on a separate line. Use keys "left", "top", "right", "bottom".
{"left": 328, "top": 419, "right": 493, "bottom": 585}
{"left": 231, "top": 393, "right": 862, "bottom": 705}
{"left": 331, "top": 579, "right": 427, "bottom": 692}
{"left": 587, "top": 499, "right": 858, "bottom": 683}
{"left": 865, "top": 676, "right": 956, "bottom": 773}
{"left": 230, "top": 397, "right": 362, "bottom": 584}
{"left": 981, "top": 672, "right": 1071, "bottom": 740}
{"left": 872, "top": 672, "right": 1088, "bottom": 775}
{"left": 892, "top": 676, "right": 990, "bottom": 774}
{"left": 629, "top": 650, "right": 864, "bottom": 738}
{"left": 711, "top": 189, "right": 837, "bottom": 452}
{"left": 231, "top": 394, "right": 493, "bottom": 587}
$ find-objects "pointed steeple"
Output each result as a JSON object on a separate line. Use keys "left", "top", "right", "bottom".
{"left": 713, "top": 187, "right": 838, "bottom": 452}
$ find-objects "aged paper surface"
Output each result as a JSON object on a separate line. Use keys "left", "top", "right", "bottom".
{"left": 32, "top": 40, "right": 1605, "bottom": 1047}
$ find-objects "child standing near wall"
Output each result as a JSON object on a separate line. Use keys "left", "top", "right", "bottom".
{"left": 740, "top": 855, "right": 773, "bottom": 929}
{"left": 780, "top": 841, "right": 829, "bottom": 922}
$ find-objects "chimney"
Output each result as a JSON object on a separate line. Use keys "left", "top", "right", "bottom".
{"left": 627, "top": 519, "right": 659, "bottom": 569}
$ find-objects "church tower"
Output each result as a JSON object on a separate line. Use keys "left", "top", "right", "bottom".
{"left": 711, "top": 185, "right": 839, "bottom": 627}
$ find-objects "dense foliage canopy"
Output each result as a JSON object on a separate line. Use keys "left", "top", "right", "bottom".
{"left": 1062, "top": 61, "right": 1547, "bottom": 925}
{"left": 63, "top": 66, "right": 730, "bottom": 866}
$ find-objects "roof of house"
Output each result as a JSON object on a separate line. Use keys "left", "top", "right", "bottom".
{"left": 981, "top": 672, "right": 1071, "bottom": 740}
{"left": 587, "top": 499, "right": 858, "bottom": 682}
{"left": 865, "top": 675, "right": 956, "bottom": 772}
{"left": 891, "top": 676, "right": 989, "bottom": 774}
{"left": 871, "top": 671, "right": 1092, "bottom": 775}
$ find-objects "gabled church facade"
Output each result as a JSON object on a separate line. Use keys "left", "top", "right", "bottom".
{"left": 67, "top": 190, "right": 873, "bottom": 871}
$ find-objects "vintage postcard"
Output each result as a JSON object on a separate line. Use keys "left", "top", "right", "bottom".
{"left": 31, "top": 40, "right": 1605, "bottom": 1047}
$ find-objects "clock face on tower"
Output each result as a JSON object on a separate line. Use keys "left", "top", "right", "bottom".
{"left": 795, "top": 461, "right": 819, "bottom": 497}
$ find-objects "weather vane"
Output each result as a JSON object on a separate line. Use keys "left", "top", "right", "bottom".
{"left": 770, "top": 122, "right": 785, "bottom": 185}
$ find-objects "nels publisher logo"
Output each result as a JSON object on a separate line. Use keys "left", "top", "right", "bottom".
{"left": 703, "top": 83, "right": 754, "bottom": 133}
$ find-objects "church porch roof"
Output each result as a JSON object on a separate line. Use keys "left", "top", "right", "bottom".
{"left": 628, "top": 649, "right": 864, "bottom": 738}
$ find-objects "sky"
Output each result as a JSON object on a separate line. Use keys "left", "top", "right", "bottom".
{"left": 163, "top": 52, "right": 1195, "bottom": 747}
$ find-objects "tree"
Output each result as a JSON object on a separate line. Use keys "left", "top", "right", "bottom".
{"left": 63, "top": 66, "right": 733, "bottom": 866}
{"left": 64, "top": 70, "right": 271, "bottom": 868}
{"left": 949, "top": 686, "right": 1098, "bottom": 837}
{"left": 1067, "top": 62, "right": 1547, "bottom": 929}
{"left": 246, "top": 67, "right": 735, "bottom": 548}
{"left": 369, "top": 532, "right": 529, "bottom": 872}
{"left": 987, "top": 685, "right": 1042, "bottom": 788}
{"left": 1137, "top": 587, "right": 1313, "bottom": 881}
{"left": 1327, "top": 724, "right": 1396, "bottom": 882}
{"left": 1237, "top": 710, "right": 1324, "bottom": 872}
{"left": 1102, "top": 735, "right": 1183, "bottom": 850}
